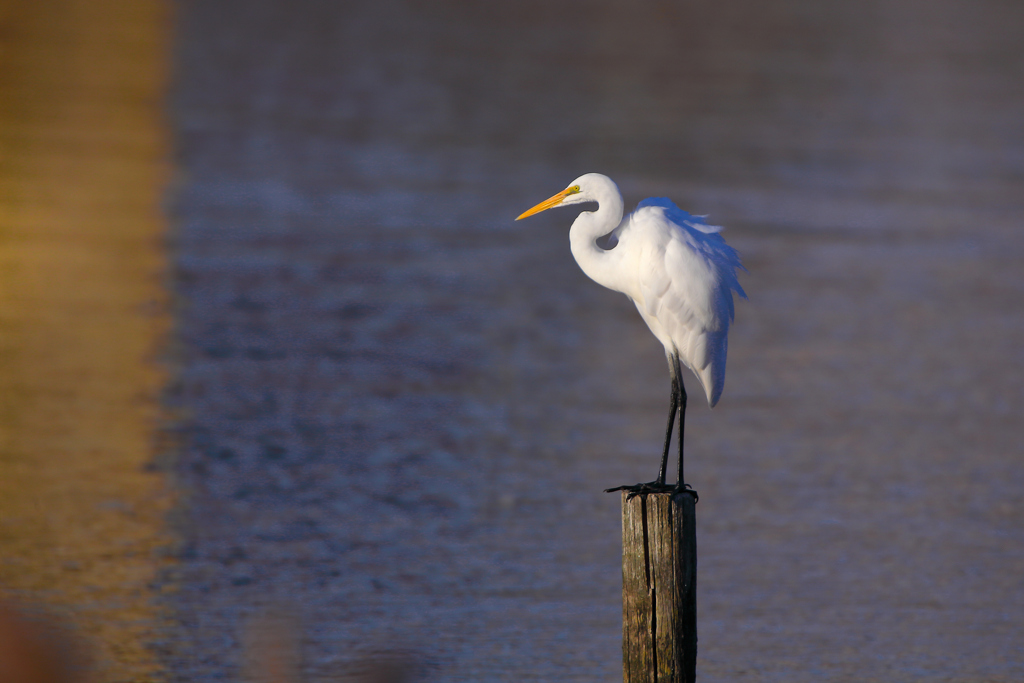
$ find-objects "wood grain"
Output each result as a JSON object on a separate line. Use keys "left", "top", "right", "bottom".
{"left": 621, "top": 492, "right": 697, "bottom": 683}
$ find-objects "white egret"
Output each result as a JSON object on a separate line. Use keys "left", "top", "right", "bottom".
{"left": 516, "top": 173, "right": 746, "bottom": 497}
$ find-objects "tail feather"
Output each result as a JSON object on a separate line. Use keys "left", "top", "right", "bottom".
{"left": 694, "top": 333, "right": 728, "bottom": 408}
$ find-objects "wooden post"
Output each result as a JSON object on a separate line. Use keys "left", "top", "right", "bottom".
{"left": 621, "top": 491, "right": 697, "bottom": 683}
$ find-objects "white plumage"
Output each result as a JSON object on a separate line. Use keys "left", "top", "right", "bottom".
{"left": 629, "top": 197, "right": 746, "bottom": 406}
{"left": 517, "top": 173, "right": 746, "bottom": 492}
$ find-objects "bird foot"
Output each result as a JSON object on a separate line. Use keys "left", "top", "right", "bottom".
{"left": 604, "top": 481, "right": 698, "bottom": 502}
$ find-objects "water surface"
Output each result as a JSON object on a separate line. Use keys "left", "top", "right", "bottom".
{"left": 164, "top": 1, "right": 1024, "bottom": 681}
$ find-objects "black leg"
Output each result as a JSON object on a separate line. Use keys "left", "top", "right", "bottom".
{"left": 674, "top": 355, "right": 687, "bottom": 485}
{"left": 606, "top": 355, "right": 691, "bottom": 498}
{"left": 656, "top": 372, "right": 679, "bottom": 487}
{"left": 673, "top": 355, "right": 697, "bottom": 500}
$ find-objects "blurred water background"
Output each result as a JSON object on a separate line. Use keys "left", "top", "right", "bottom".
{"left": 3, "top": 0, "right": 1023, "bottom": 681}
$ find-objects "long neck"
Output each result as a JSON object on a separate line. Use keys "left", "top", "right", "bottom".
{"left": 569, "top": 189, "right": 629, "bottom": 294}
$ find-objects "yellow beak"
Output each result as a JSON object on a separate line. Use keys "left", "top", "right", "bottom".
{"left": 516, "top": 187, "right": 574, "bottom": 220}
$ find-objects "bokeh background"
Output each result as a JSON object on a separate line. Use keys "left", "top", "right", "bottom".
{"left": 2, "top": 0, "right": 1022, "bottom": 681}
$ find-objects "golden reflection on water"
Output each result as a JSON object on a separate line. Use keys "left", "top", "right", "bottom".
{"left": 0, "top": 1, "right": 173, "bottom": 680}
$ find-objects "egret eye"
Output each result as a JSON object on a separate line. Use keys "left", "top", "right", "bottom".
{"left": 570, "top": 185, "right": 581, "bottom": 193}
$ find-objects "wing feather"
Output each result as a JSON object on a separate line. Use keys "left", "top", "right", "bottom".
{"left": 632, "top": 198, "right": 746, "bottom": 406}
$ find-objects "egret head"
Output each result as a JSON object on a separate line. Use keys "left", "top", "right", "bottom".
{"left": 515, "top": 173, "right": 616, "bottom": 220}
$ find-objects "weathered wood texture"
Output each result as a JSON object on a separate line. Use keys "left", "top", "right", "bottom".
{"left": 621, "top": 492, "right": 697, "bottom": 683}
